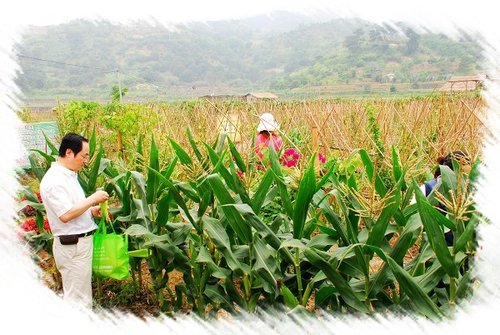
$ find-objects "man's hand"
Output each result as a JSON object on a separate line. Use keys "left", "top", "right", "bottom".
{"left": 59, "top": 190, "right": 109, "bottom": 223}
{"left": 90, "top": 205, "right": 101, "bottom": 217}
{"left": 90, "top": 190, "right": 109, "bottom": 205}
{"left": 91, "top": 204, "right": 113, "bottom": 220}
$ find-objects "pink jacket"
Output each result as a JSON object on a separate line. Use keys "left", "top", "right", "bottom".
{"left": 255, "top": 133, "right": 283, "bottom": 160}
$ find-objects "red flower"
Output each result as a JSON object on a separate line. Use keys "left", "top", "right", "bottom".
{"left": 280, "top": 148, "right": 300, "bottom": 168}
{"left": 236, "top": 170, "right": 244, "bottom": 179}
{"left": 318, "top": 153, "right": 326, "bottom": 164}
{"left": 43, "top": 218, "right": 52, "bottom": 233}
{"left": 20, "top": 218, "right": 39, "bottom": 234}
{"left": 19, "top": 217, "right": 51, "bottom": 234}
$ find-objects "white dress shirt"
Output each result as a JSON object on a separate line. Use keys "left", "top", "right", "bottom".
{"left": 40, "top": 161, "right": 97, "bottom": 236}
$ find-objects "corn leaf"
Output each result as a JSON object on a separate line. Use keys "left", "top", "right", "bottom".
{"left": 222, "top": 274, "right": 244, "bottom": 307}
{"left": 202, "top": 215, "right": 248, "bottom": 275}
{"left": 146, "top": 136, "right": 159, "bottom": 204}
{"left": 205, "top": 144, "right": 237, "bottom": 193}
{"left": 391, "top": 146, "right": 406, "bottom": 191}
{"left": 134, "top": 134, "right": 144, "bottom": 172}
{"left": 186, "top": 127, "right": 208, "bottom": 170}
{"left": 42, "top": 131, "right": 59, "bottom": 156}
{"left": 251, "top": 168, "right": 274, "bottom": 214}
{"left": 196, "top": 246, "right": 231, "bottom": 279}
{"left": 368, "top": 212, "right": 422, "bottom": 296}
{"left": 204, "top": 284, "right": 234, "bottom": 311}
{"left": 454, "top": 214, "right": 478, "bottom": 254}
{"left": 27, "top": 152, "right": 48, "bottom": 181}
{"left": 147, "top": 167, "right": 199, "bottom": 233}
{"left": 207, "top": 174, "right": 252, "bottom": 243}
{"left": 169, "top": 138, "right": 193, "bottom": 166}
{"left": 367, "top": 245, "right": 443, "bottom": 320}
{"left": 316, "top": 190, "right": 349, "bottom": 245}
{"left": 366, "top": 179, "right": 402, "bottom": 248}
{"left": 293, "top": 164, "right": 316, "bottom": 239}
{"left": 229, "top": 203, "right": 294, "bottom": 264}
{"left": 281, "top": 284, "right": 299, "bottom": 309}
{"left": 304, "top": 248, "right": 370, "bottom": 313}
{"left": 439, "top": 165, "right": 457, "bottom": 198}
{"left": 359, "top": 149, "right": 387, "bottom": 197}
{"left": 315, "top": 286, "right": 337, "bottom": 306}
{"left": 84, "top": 144, "right": 104, "bottom": 194}
{"left": 252, "top": 237, "right": 278, "bottom": 296}
{"left": 414, "top": 181, "right": 458, "bottom": 278}
{"left": 268, "top": 142, "right": 293, "bottom": 217}
{"left": 227, "top": 136, "right": 246, "bottom": 173}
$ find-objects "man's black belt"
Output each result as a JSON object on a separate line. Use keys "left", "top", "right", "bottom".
{"left": 77, "top": 230, "right": 95, "bottom": 237}
{"left": 58, "top": 230, "right": 95, "bottom": 245}
{"left": 59, "top": 230, "right": 95, "bottom": 239}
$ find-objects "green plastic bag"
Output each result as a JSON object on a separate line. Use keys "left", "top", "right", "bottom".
{"left": 92, "top": 218, "right": 130, "bottom": 280}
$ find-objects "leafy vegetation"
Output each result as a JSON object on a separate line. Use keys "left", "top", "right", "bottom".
{"left": 18, "top": 125, "right": 482, "bottom": 319}
{"left": 17, "top": 89, "right": 485, "bottom": 320}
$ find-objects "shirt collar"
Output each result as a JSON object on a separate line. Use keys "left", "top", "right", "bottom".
{"left": 52, "top": 161, "right": 77, "bottom": 177}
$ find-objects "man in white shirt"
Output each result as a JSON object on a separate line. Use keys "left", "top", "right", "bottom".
{"left": 40, "top": 133, "right": 109, "bottom": 308}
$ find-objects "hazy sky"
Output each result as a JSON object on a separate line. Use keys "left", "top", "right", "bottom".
{"left": 1, "top": 0, "right": 498, "bottom": 55}
{"left": 1, "top": 0, "right": 496, "bottom": 31}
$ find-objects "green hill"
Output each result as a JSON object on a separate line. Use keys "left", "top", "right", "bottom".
{"left": 14, "top": 12, "right": 483, "bottom": 104}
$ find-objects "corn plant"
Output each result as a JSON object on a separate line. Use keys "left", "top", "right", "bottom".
{"left": 25, "top": 124, "right": 478, "bottom": 319}
{"left": 410, "top": 156, "right": 480, "bottom": 309}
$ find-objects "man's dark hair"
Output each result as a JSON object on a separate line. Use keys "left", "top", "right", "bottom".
{"left": 58, "top": 133, "right": 89, "bottom": 157}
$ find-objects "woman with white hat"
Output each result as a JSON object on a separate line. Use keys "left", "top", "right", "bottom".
{"left": 254, "top": 112, "right": 283, "bottom": 164}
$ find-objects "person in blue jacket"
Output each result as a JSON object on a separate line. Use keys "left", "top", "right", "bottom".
{"left": 421, "top": 150, "right": 471, "bottom": 246}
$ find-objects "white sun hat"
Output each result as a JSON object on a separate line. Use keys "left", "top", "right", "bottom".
{"left": 257, "top": 112, "right": 279, "bottom": 132}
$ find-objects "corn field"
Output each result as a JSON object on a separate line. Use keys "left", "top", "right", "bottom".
{"left": 54, "top": 93, "right": 485, "bottom": 175}
{"left": 19, "top": 92, "right": 485, "bottom": 319}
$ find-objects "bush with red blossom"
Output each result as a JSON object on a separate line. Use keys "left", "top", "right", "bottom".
{"left": 19, "top": 217, "right": 51, "bottom": 235}
{"left": 318, "top": 152, "right": 326, "bottom": 164}
{"left": 279, "top": 149, "right": 327, "bottom": 168}
{"left": 20, "top": 217, "right": 37, "bottom": 233}
{"left": 43, "top": 217, "right": 51, "bottom": 233}
{"left": 280, "top": 148, "right": 301, "bottom": 168}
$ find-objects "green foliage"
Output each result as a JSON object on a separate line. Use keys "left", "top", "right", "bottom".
{"left": 366, "top": 103, "right": 384, "bottom": 161}
{"left": 56, "top": 100, "right": 102, "bottom": 135}
{"left": 365, "top": 103, "right": 393, "bottom": 189}
{"left": 19, "top": 126, "right": 482, "bottom": 319}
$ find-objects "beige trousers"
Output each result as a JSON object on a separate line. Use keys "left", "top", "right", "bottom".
{"left": 52, "top": 235, "right": 93, "bottom": 308}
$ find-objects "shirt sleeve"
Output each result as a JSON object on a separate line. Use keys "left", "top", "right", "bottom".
{"left": 273, "top": 135, "right": 283, "bottom": 153}
{"left": 43, "top": 183, "right": 75, "bottom": 218}
{"left": 419, "top": 184, "right": 427, "bottom": 195}
{"left": 254, "top": 134, "right": 267, "bottom": 159}
{"left": 410, "top": 184, "right": 429, "bottom": 205}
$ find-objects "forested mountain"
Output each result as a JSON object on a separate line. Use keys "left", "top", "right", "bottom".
{"left": 14, "top": 11, "right": 484, "bottom": 102}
